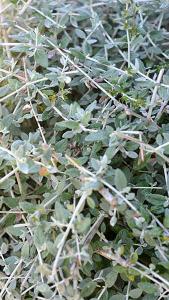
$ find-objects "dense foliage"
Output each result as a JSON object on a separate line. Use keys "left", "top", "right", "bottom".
{"left": 1, "top": 0, "right": 169, "bottom": 299}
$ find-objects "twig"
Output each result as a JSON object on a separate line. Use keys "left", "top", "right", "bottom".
{"left": 0, "top": 3, "right": 12, "bottom": 15}
{"left": 139, "top": 133, "right": 144, "bottom": 161}
{"left": 43, "top": 183, "right": 72, "bottom": 209}
{"left": 46, "top": 39, "right": 146, "bottom": 120}
{"left": 147, "top": 210, "right": 169, "bottom": 236}
{"left": 65, "top": 155, "right": 140, "bottom": 214}
{"left": 19, "top": 0, "right": 33, "bottom": 15}
{"left": 21, "top": 260, "right": 36, "bottom": 292}
{"left": 82, "top": 212, "right": 105, "bottom": 246}
{"left": 126, "top": 3, "right": 131, "bottom": 68}
{"left": 156, "top": 142, "right": 169, "bottom": 151}
{"left": 136, "top": 261, "right": 169, "bottom": 288}
{"left": 29, "top": 5, "right": 65, "bottom": 28}
{"left": 126, "top": 281, "right": 131, "bottom": 300}
{"left": 156, "top": 100, "right": 168, "bottom": 120}
{"left": 96, "top": 249, "right": 169, "bottom": 292}
{"left": 0, "top": 67, "right": 26, "bottom": 82}
{"left": 0, "top": 167, "right": 18, "bottom": 184}
{"left": 98, "top": 286, "right": 107, "bottom": 299}
{"left": 52, "top": 191, "right": 89, "bottom": 276}
{"left": 157, "top": 290, "right": 169, "bottom": 300}
{"left": 21, "top": 283, "right": 37, "bottom": 296}
{"left": 100, "top": 178, "right": 140, "bottom": 214}
{"left": 47, "top": 40, "right": 120, "bottom": 107}
{"left": 14, "top": 167, "right": 23, "bottom": 195}
{"left": 113, "top": 131, "right": 169, "bottom": 165}
{"left": 37, "top": 89, "right": 68, "bottom": 121}
{"left": 147, "top": 68, "right": 164, "bottom": 119}
{"left": 0, "top": 77, "right": 48, "bottom": 103}
{"left": 0, "top": 1, "right": 11, "bottom": 60}
{"left": 163, "top": 164, "right": 169, "bottom": 197}
{"left": 22, "top": 214, "right": 44, "bottom": 283}
{"left": 0, "top": 259, "right": 23, "bottom": 298}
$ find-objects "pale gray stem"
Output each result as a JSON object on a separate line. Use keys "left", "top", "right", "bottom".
{"left": 52, "top": 191, "right": 89, "bottom": 276}
{"left": 147, "top": 69, "right": 164, "bottom": 119}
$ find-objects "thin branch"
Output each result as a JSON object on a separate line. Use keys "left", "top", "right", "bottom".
{"left": 96, "top": 249, "right": 169, "bottom": 292}
{"left": 0, "top": 1, "right": 12, "bottom": 60}
{"left": 29, "top": 5, "right": 65, "bottom": 28}
{"left": 52, "top": 191, "right": 89, "bottom": 276}
{"left": 19, "top": 0, "right": 33, "bottom": 15}
{"left": 0, "top": 3, "right": 12, "bottom": 14}
{"left": 0, "top": 167, "right": 18, "bottom": 184}
{"left": 65, "top": 155, "right": 140, "bottom": 214}
{"left": 147, "top": 68, "right": 164, "bottom": 119}
{"left": 0, "top": 77, "right": 48, "bottom": 103}
{"left": 0, "top": 259, "right": 23, "bottom": 298}
{"left": 82, "top": 212, "right": 105, "bottom": 246}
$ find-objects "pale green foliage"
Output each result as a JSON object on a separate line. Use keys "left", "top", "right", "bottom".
{"left": 0, "top": 0, "right": 169, "bottom": 299}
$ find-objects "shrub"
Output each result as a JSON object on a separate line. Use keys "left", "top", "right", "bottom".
{"left": 1, "top": 0, "right": 169, "bottom": 299}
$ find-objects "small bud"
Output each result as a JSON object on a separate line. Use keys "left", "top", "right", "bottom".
{"left": 39, "top": 167, "right": 49, "bottom": 177}
{"left": 22, "top": 104, "right": 32, "bottom": 113}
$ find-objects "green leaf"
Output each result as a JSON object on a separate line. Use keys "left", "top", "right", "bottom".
{"left": 33, "top": 225, "right": 46, "bottom": 249}
{"left": 0, "top": 149, "right": 15, "bottom": 161}
{"left": 55, "top": 120, "right": 80, "bottom": 130}
{"left": 87, "top": 197, "right": 95, "bottom": 209}
{"left": 55, "top": 202, "right": 70, "bottom": 223}
{"left": 10, "top": 45, "right": 30, "bottom": 52}
{"left": 85, "top": 130, "right": 107, "bottom": 142}
{"left": 70, "top": 48, "right": 85, "bottom": 59}
{"left": 129, "top": 288, "right": 142, "bottom": 299}
{"left": 3, "top": 197, "right": 19, "bottom": 208}
{"left": 1, "top": 214, "right": 16, "bottom": 228}
{"left": 21, "top": 241, "right": 30, "bottom": 258}
{"left": 36, "top": 283, "right": 53, "bottom": 298}
{"left": 9, "top": 0, "right": 19, "bottom": 4}
{"left": 19, "top": 201, "right": 36, "bottom": 213}
{"left": 104, "top": 267, "right": 118, "bottom": 288}
{"left": 35, "top": 49, "right": 48, "bottom": 68}
{"left": 145, "top": 194, "right": 166, "bottom": 205}
{"left": 144, "top": 232, "right": 157, "bottom": 246}
{"left": 75, "top": 29, "right": 86, "bottom": 39}
{"left": 54, "top": 233, "right": 64, "bottom": 249}
{"left": 55, "top": 140, "right": 68, "bottom": 152}
{"left": 164, "top": 215, "right": 169, "bottom": 228}
{"left": 110, "top": 295, "right": 125, "bottom": 300}
{"left": 114, "top": 169, "right": 127, "bottom": 190}
{"left": 17, "top": 158, "right": 40, "bottom": 174}
{"left": 164, "top": 209, "right": 169, "bottom": 228}
{"left": 82, "top": 41, "right": 92, "bottom": 55}
{"left": 130, "top": 252, "right": 138, "bottom": 264}
{"left": 65, "top": 167, "right": 80, "bottom": 177}
{"left": 81, "top": 111, "right": 91, "bottom": 126}
{"left": 0, "top": 84, "right": 11, "bottom": 97}
{"left": 76, "top": 216, "right": 91, "bottom": 233}
{"left": 138, "top": 282, "right": 158, "bottom": 294}
{"left": 6, "top": 226, "right": 25, "bottom": 237}
{"left": 80, "top": 278, "right": 97, "bottom": 297}
{"left": 127, "top": 151, "right": 138, "bottom": 159}
{"left": 0, "top": 179, "right": 15, "bottom": 190}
